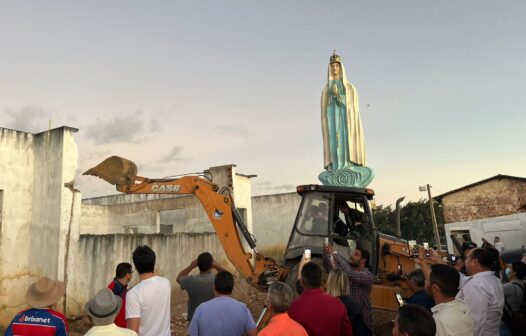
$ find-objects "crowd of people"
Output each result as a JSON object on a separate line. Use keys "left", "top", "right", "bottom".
{"left": 3, "top": 236, "right": 526, "bottom": 336}
{"left": 396, "top": 237, "right": 526, "bottom": 336}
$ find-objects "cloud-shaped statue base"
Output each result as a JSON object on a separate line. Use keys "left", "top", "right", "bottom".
{"left": 318, "top": 165, "right": 374, "bottom": 188}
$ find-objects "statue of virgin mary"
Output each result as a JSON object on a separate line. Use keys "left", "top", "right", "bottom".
{"left": 319, "top": 52, "right": 373, "bottom": 187}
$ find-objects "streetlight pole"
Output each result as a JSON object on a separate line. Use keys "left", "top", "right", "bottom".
{"left": 420, "top": 184, "right": 441, "bottom": 251}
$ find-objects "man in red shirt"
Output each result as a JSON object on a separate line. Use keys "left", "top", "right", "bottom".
{"left": 107, "top": 262, "right": 133, "bottom": 328}
{"left": 289, "top": 262, "right": 353, "bottom": 336}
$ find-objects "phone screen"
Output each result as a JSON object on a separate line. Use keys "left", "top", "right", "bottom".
{"left": 304, "top": 248, "right": 311, "bottom": 260}
{"left": 395, "top": 293, "right": 404, "bottom": 306}
{"left": 423, "top": 242, "right": 430, "bottom": 257}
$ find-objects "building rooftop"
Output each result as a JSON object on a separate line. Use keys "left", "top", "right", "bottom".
{"left": 435, "top": 174, "right": 526, "bottom": 201}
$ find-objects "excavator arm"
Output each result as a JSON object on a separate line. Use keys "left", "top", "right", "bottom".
{"left": 84, "top": 156, "right": 287, "bottom": 290}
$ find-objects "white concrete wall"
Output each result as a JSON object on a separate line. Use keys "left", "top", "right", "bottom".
{"left": 445, "top": 213, "right": 526, "bottom": 254}
{"left": 0, "top": 125, "right": 302, "bottom": 327}
{"left": 233, "top": 174, "right": 254, "bottom": 232}
{"left": 80, "top": 165, "right": 256, "bottom": 235}
{"left": 0, "top": 126, "right": 78, "bottom": 327}
{"left": 80, "top": 195, "right": 212, "bottom": 234}
{"left": 251, "top": 192, "right": 301, "bottom": 250}
{"left": 65, "top": 232, "right": 226, "bottom": 317}
{"left": 0, "top": 128, "right": 36, "bottom": 326}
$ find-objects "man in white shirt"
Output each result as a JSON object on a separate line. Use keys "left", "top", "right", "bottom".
{"left": 126, "top": 245, "right": 171, "bottom": 336}
{"left": 494, "top": 237, "right": 504, "bottom": 254}
{"left": 426, "top": 264, "right": 474, "bottom": 336}
{"left": 456, "top": 248, "right": 504, "bottom": 336}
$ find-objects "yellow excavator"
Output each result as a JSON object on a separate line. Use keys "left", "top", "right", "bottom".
{"left": 84, "top": 156, "right": 418, "bottom": 311}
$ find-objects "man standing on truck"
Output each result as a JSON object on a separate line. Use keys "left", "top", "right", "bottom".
{"left": 324, "top": 244, "right": 374, "bottom": 335}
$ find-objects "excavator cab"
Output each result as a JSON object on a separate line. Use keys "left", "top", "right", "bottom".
{"left": 284, "top": 185, "right": 378, "bottom": 275}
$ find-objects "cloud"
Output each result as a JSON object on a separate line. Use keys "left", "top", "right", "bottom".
{"left": 140, "top": 163, "right": 165, "bottom": 174}
{"left": 215, "top": 122, "right": 253, "bottom": 138}
{"left": 81, "top": 150, "right": 112, "bottom": 162}
{"left": 149, "top": 119, "right": 160, "bottom": 132}
{"left": 159, "top": 146, "right": 184, "bottom": 163}
{"left": 84, "top": 111, "right": 151, "bottom": 144}
{"left": 4, "top": 105, "right": 52, "bottom": 133}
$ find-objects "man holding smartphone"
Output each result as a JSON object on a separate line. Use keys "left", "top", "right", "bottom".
{"left": 323, "top": 244, "right": 374, "bottom": 335}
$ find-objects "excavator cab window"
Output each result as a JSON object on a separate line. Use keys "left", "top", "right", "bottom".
{"left": 286, "top": 192, "right": 330, "bottom": 258}
{"left": 333, "top": 197, "right": 372, "bottom": 242}
{"left": 285, "top": 190, "right": 375, "bottom": 262}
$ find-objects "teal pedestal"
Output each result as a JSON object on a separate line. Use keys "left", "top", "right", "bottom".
{"left": 318, "top": 165, "right": 374, "bottom": 188}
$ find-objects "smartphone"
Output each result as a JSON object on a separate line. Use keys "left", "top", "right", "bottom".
{"left": 304, "top": 248, "right": 311, "bottom": 260}
{"left": 411, "top": 246, "right": 419, "bottom": 258}
{"left": 423, "top": 242, "right": 430, "bottom": 258}
{"left": 447, "top": 254, "right": 457, "bottom": 263}
{"left": 395, "top": 293, "right": 404, "bottom": 306}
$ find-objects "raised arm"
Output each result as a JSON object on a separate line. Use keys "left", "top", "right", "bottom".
{"left": 176, "top": 260, "right": 198, "bottom": 286}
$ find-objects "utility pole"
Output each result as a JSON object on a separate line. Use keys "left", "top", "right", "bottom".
{"left": 426, "top": 184, "right": 441, "bottom": 251}
{"left": 395, "top": 196, "right": 405, "bottom": 237}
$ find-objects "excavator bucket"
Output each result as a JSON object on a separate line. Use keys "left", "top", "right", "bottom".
{"left": 83, "top": 156, "right": 138, "bottom": 186}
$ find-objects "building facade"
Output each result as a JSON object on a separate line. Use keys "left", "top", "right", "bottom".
{"left": 436, "top": 175, "right": 526, "bottom": 224}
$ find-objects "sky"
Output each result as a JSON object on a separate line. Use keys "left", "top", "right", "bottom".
{"left": 1, "top": 1, "right": 525, "bottom": 206}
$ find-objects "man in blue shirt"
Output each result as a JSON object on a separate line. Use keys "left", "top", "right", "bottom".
{"left": 5, "top": 277, "right": 69, "bottom": 336}
{"left": 188, "top": 271, "right": 257, "bottom": 336}
{"left": 406, "top": 269, "right": 435, "bottom": 310}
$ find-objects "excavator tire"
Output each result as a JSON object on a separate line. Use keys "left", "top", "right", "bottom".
{"left": 83, "top": 156, "right": 137, "bottom": 186}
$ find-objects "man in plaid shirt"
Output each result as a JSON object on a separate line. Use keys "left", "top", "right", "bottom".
{"left": 324, "top": 245, "right": 374, "bottom": 335}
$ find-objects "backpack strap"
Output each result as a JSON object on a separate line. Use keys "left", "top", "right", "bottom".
{"left": 512, "top": 281, "right": 526, "bottom": 309}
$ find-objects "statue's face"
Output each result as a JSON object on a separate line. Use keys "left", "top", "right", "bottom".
{"left": 330, "top": 62, "right": 341, "bottom": 78}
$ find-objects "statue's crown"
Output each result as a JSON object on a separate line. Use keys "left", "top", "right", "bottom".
{"left": 330, "top": 52, "right": 341, "bottom": 64}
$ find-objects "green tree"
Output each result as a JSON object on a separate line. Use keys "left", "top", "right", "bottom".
{"left": 372, "top": 199, "right": 445, "bottom": 247}
{"left": 400, "top": 199, "right": 445, "bottom": 247}
{"left": 372, "top": 205, "right": 396, "bottom": 236}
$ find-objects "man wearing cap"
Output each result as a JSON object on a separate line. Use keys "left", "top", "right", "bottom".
{"left": 85, "top": 288, "right": 137, "bottom": 335}
{"left": 5, "top": 277, "right": 69, "bottom": 336}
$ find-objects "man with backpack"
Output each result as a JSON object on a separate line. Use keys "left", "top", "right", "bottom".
{"left": 503, "top": 261, "right": 526, "bottom": 333}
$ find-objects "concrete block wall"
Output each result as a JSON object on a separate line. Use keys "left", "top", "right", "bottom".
{"left": 0, "top": 128, "right": 36, "bottom": 325}
{"left": 442, "top": 178, "right": 526, "bottom": 223}
{"left": 81, "top": 165, "right": 256, "bottom": 235}
{"left": 81, "top": 196, "right": 212, "bottom": 234}
{"left": 0, "top": 125, "right": 300, "bottom": 327}
{"left": 65, "top": 232, "right": 225, "bottom": 317}
{"left": 251, "top": 192, "right": 301, "bottom": 251}
{"left": 0, "top": 126, "right": 78, "bottom": 327}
